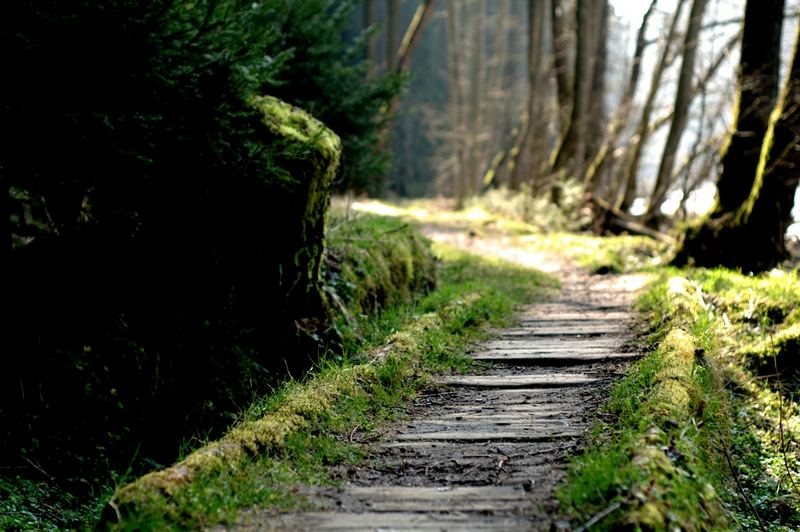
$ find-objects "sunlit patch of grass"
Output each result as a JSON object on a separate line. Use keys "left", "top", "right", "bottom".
{"left": 559, "top": 283, "right": 728, "bottom": 530}
{"left": 107, "top": 239, "right": 558, "bottom": 529}
{"left": 333, "top": 196, "right": 669, "bottom": 274}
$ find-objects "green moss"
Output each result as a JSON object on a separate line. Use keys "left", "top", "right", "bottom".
{"left": 564, "top": 266, "right": 800, "bottom": 530}
{"left": 559, "top": 277, "right": 727, "bottom": 530}
{"left": 250, "top": 95, "right": 341, "bottom": 165}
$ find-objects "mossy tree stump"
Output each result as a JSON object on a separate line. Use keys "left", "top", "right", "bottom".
{"left": 249, "top": 95, "right": 342, "bottom": 373}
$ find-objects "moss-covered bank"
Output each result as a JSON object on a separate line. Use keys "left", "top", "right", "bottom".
{"left": 561, "top": 268, "right": 800, "bottom": 530}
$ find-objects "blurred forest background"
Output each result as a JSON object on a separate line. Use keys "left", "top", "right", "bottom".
{"left": 3, "top": 0, "right": 800, "bottom": 527}
{"left": 376, "top": 0, "right": 799, "bottom": 232}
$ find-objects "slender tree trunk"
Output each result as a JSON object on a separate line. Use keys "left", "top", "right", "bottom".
{"left": 485, "top": 0, "right": 510, "bottom": 170}
{"left": 713, "top": 0, "right": 784, "bottom": 215}
{"left": 446, "top": 0, "right": 467, "bottom": 206}
{"left": 364, "top": 0, "right": 378, "bottom": 77}
{"left": 395, "top": 0, "right": 437, "bottom": 72}
{"left": 644, "top": 0, "right": 710, "bottom": 228}
{"left": 508, "top": 0, "right": 548, "bottom": 191}
{"left": 467, "top": 0, "right": 485, "bottom": 196}
{"left": 383, "top": 1, "right": 437, "bottom": 120}
{"left": 552, "top": 0, "right": 593, "bottom": 179}
{"left": 551, "top": 0, "right": 573, "bottom": 130}
{"left": 386, "top": 0, "right": 399, "bottom": 71}
{"left": 585, "top": 0, "right": 609, "bottom": 181}
{"left": 618, "top": 0, "right": 688, "bottom": 212}
{"left": 586, "top": 0, "right": 657, "bottom": 202}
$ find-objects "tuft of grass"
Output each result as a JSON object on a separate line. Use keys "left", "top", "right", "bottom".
{"left": 561, "top": 267, "right": 800, "bottom": 530}
{"left": 104, "top": 239, "right": 558, "bottom": 529}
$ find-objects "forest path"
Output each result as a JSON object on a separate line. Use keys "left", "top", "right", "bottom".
{"left": 244, "top": 225, "right": 649, "bottom": 531}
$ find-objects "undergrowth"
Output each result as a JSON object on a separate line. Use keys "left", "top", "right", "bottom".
{"left": 104, "top": 219, "right": 558, "bottom": 529}
{"left": 561, "top": 267, "right": 800, "bottom": 530}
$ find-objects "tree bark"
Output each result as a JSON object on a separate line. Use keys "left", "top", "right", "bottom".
{"left": 741, "top": 23, "right": 800, "bottom": 269}
{"left": 551, "top": 0, "right": 573, "bottom": 130}
{"left": 508, "top": 0, "right": 548, "bottom": 191}
{"left": 386, "top": 0, "right": 399, "bottom": 71}
{"left": 585, "top": 0, "right": 609, "bottom": 181}
{"left": 713, "top": 0, "right": 784, "bottom": 215}
{"left": 467, "top": 0, "right": 485, "bottom": 197}
{"left": 673, "top": 2, "right": 796, "bottom": 272}
{"left": 552, "top": 0, "right": 593, "bottom": 178}
{"left": 644, "top": 0, "right": 710, "bottom": 229}
{"left": 364, "top": 0, "right": 378, "bottom": 77}
{"left": 588, "top": 0, "right": 657, "bottom": 203}
{"left": 446, "top": 0, "right": 467, "bottom": 206}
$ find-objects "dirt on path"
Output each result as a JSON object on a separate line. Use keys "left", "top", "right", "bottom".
{"left": 237, "top": 229, "right": 649, "bottom": 531}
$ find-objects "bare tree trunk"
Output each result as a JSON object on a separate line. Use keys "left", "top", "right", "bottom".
{"left": 551, "top": 0, "right": 573, "bottom": 130}
{"left": 485, "top": 0, "right": 510, "bottom": 173}
{"left": 586, "top": 0, "right": 657, "bottom": 202}
{"left": 467, "top": 0, "right": 485, "bottom": 197}
{"left": 585, "top": 0, "right": 609, "bottom": 181}
{"left": 446, "top": 0, "right": 467, "bottom": 206}
{"left": 673, "top": 0, "right": 792, "bottom": 271}
{"left": 618, "top": 0, "right": 688, "bottom": 212}
{"left": 507, "top": 0, "right": 548, "bottom": 191}
{"left": 386, "top": 0, "right": 399, "bottom": 71}
{"left": 364, "top": 0, "right": 378, "bottom": 77}
{"left": 552, "top": 0, "right": 593, "bottom": 180}
{"left": 739, "top": 20, "right": 800, "bottom": 268}
{"left": 713, "top": 0, "right": 784, "bottom": 215}
{"left": 644, "top": 0, "right": 710, "bottom": 228}
{"left": 395, "top": 0, "right": 437, "bottom": 72}
{"left": 384, "top": 1, "right": 437, "bottom": 119}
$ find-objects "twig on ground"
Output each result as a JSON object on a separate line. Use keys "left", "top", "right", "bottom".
{"left": 722, "top": 444, "right": 766, "bottom": 531}
{"left": 575, "top": 501, "right": 621, "bottom": 531}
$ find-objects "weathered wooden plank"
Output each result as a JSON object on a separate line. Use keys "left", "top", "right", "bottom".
{"left": 472, "top": 352, "right": 639, "bottom": 365}
{"left": 483, "top": 337, "right": 620, "bottom": 347}
{"left": 438, "top": 375, "right": 597, "bottom": 388}
{"left": 262, "top": 511, "right": 534, "bottom": 530}
{"left": 395, "top": 430, "right": 582, "bottom": 442}
{"left": 516, "top": 312, "right": 630, "bottom": 322}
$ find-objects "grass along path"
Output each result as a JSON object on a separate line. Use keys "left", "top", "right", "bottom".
{"left": 233, "top": 206, "right": 650, "bottom": 530}
{"left": 104, "top": 222, "right": 558, "bottom": 529}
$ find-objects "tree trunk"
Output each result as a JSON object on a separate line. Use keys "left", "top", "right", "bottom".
{"left": 467, "top": 0, "right": 485, "bottom": 197}
{"left": 508, "top": 0, "right": 548, "bottom": 191}
{"left": 485, "top": 0, "right": 510, "bottom": 178}
{"left": 673, "top": 2, "right": 796, "bottom": 272}
{"left": 552, "top": 0, "right": 593, "bottom": 178}
{"left": 618, "top": 0, "right": 688, "bottom": 212}
{"left": 364, "top": 0, "right": 378, "bottom": 77}
{"left": 713, "top": 0, "right": 784, "bottom": 215}
{"left": 395, "top": 0, "right": 437, "bottom": 73}
{"left": 551, "top": 0, "right": 573, "bottom": 130}
{"left": 643, "top": 0, "right": 710, "bottom": 229}
{"left": 386, "top": 0, "right": 399, "bottom": 71}
{"left": 586, "top": 0, "right": 657, "bottom": 204}
{"left": 446, "top": 0, "right": 467, "bottom": 206}
{"left": 741, "top": 25, "right": 800, "bottom": 269}
{"left": 585, "top": 0, "right": 609, "bottom": 185}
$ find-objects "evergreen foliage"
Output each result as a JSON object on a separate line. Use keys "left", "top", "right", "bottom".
{"left": 0, "top": 0, "right": 401, "bottom": 513}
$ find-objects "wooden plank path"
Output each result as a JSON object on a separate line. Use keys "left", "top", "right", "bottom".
{"left": 235, "top": 264, "right": 646, "bottom": 530}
